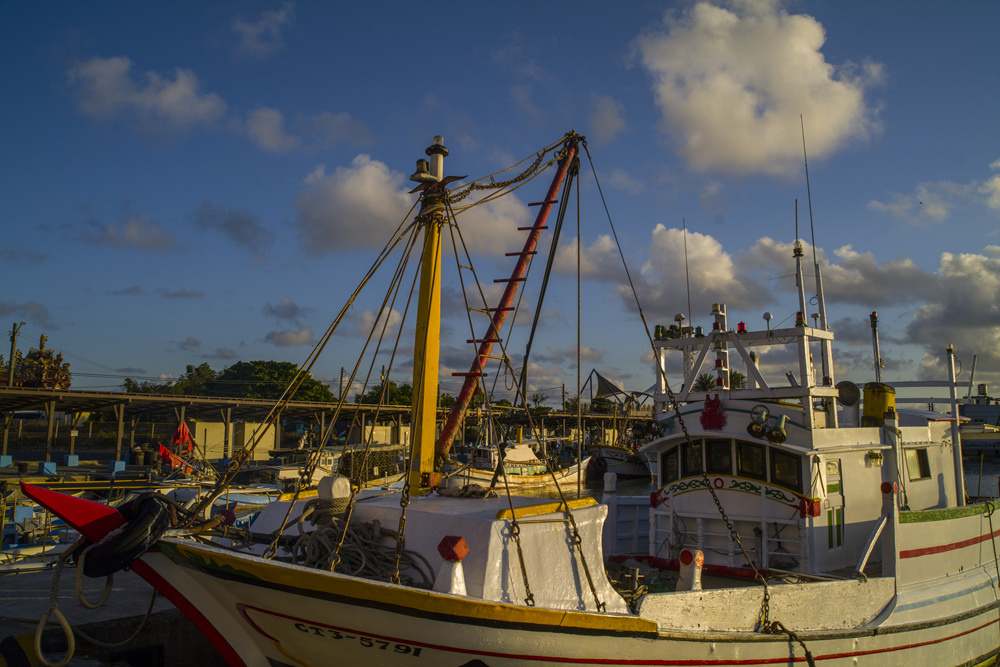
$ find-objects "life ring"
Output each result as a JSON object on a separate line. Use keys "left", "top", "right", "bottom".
{"left": 79, "top": 494, "right": 170, "bottom": 578}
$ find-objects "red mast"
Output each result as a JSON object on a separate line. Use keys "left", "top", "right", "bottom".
{"left": 435, "top": 134, "right": 580, "bottom": 461}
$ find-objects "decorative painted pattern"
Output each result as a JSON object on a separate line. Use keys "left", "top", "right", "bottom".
{"left": 656, "top": 475, "right": 819, "bottom": 516}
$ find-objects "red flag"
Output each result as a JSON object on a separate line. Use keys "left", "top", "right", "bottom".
{"left": 172, "top": 422, "right": 194, "bottom": 454}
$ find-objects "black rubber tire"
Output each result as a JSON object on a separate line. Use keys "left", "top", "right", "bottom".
{"left": 81, "top": 495, "right": 170, "bottom": 578}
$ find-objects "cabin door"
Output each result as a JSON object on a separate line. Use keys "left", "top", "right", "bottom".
{"left": 825, "top": 459, "right": 844, "bottom": 550}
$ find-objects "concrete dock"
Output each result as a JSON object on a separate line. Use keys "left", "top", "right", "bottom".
{"left": 0, "top": 567, "right": 225, "bottom": 666}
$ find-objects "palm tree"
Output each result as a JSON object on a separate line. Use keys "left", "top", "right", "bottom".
{"left": 693, "top": 373, "right": 716, "bottom": 392}
{"left": 729, "top": 370, "right": 747, "bottom": 389}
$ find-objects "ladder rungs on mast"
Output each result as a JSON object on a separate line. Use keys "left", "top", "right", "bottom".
{"left": 517, "top": 226, "right": 547, "bottom": 231}
{"left": 467, "top": 338, "right": 501, "bottom": 344}
{"left": 488, "top": 307, "right": 514, "bottom": 312}
{"left": 528, "top": 200, "right": 558, "bottom": 206}
{"left": 494, "top": 277, "right": 526, "bottom": 283}
{"left": 452, "top": 372, "right": 486, "bottom": 378}
{"left": 505, "top": 251, "right": 537, "bottom": 257}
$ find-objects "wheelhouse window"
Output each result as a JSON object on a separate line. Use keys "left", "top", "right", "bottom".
{"left": 661, "top": 447, "right": 679, "bottom": 483}
{"left": 681, "top": 441, "right": 703, "bottom": 477}
{"left": 737, "top": 441, "right": 767, "bottom": 480}
{"left": 706, "top": 439, "right": 733, "bottom": 474}
{"left": 905, "top": 448, "right": 932, "bottom": 481}
{"left": 770, "top": 449, "right": 803, "bottom": 492}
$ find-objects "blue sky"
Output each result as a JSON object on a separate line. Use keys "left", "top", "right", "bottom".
{"left": 2, "top": 1, "right": 998, "bottom": 405}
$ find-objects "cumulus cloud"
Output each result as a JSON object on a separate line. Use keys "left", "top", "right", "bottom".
{"left": 68, "top": 215, "right": 175, "bottom": 251}
{"left": 554, "top": 234, "right": 623, "bottom": 281}
{"left": 67, "top": 56, "right": 226, "bottom": 135}
{"left": 641, "top": 224, "right": 765, "bottom": 307}
{"left": 232, "top": 2, "right": 295, "bottom": 59}
{"left": 179, "top": 337, "right": 200, "bottom": 349}
{"left": 604, "top": 167, "right": 645, "bottom": 195}
{"left": 246, "top": 107, "right": 300, "bottom": 152}
{"left": 246, "top": 107, "right": 371, "bottom": 153}
{"left": 868, "top": 161, "right": 1000, "bottom": 225}
{"left": 352, "top": 308, "right": 404, "bottom": 339}
{"left": 588, "top": 95, "right": 627, "bottom": 145}
{"left": 294, "top": 155, "right": 414, "bottom": 254}
{"left": 194, "top": 201, "right": 276, "bottom": 259}
{"left": 263, "top": 297, "right": 312, "bottom": 325}
{"left": 634, "top": 0, "right": 882, "bottom": 176}
{"left": 265, "top": 327, "right": 314, "bottom": 346}
{"left": 906, "top": 249, "right": 1000, "bottom": 379}
{"left": 0, "top": 301, "right": 57, "bottom": 329}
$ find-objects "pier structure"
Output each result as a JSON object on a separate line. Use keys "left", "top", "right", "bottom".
{"left": 0, "top": 387, "right": 652, "bottom": 464}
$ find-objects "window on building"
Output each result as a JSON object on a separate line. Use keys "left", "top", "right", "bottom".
{"left": 737, "top": 441, "right": 767, "bottom": 480}
{"left": 770, "top": 449, "right": 803, "bottom": 492}
{"left": 905, "top": 448, "right": 932, "bottom": 481}
{"left": 706, "top": 438, "right": 733, "bottom": 474}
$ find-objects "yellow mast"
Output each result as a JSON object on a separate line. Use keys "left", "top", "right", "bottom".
{"left": 408, "top": 137, "right": 450, "bottom": 491}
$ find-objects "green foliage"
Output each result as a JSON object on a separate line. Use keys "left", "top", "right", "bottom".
{"left": 439, "top": 393, "right": 456, "bottom": 408}
{"left": 729, "top": 370, "right": 747, "bottom": 390}
{"left": 563, "top": 397, "right": 580, "bottom": 413}
{"left": 693, "top": 373, "right": 717, "bottom": 392}
{"left": 589, "top": 396, "right": 615, "bottom": 414}
{"left": 529, "top": 392, "right": 548, "bottom": 409}
{"left": 355, "top": 379, "right": 412, "bottom": 405}
{"left": 210, "top": 360, "right": 336, "bottom": 401}
{"left": 5, "top": 335, "right": 72, "bottom": 389}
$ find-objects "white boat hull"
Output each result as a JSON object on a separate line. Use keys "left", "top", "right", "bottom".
{"left": 448, "top": 458, "right": 590, "bottom": 490}
{"left": 142, "top": 541, "right": 1000, "bottom": 667}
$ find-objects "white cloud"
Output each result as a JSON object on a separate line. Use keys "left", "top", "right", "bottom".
{"left": 294, "top": 155, "right": 415, "bottom": 254}
{"left": 588, "top": 95, "right": 627, "bottom": 145}
{"left": 246, "top": 107, "right": 300, "bottom": 152}
{"left": 232, "top": 2, "right": 295, "bottom": 59}
{"left": 67, "top": 56, "right": 226, "bottom": 135}
{"left": 265, "top": 327, "right": 314, "bottom": 346}
{"left": 907, "top": 250, "right": 1000, "bottom": 380}
{"left": 634, "top": 0, "right": 882, "bottom": 176}
{"left": 867, "top": 181, "right": 975, "bottom": 225}
{"left": 554, "top": 234, "right": 622, "bottom": 280}
{"left": 246, "top": 107, "right": 371, "bottom": 153}
{"left": 604, "top": 167, "right": 645, "bottom": 195}
{"left": 70, "top": 215, "right": 175, "bottom": 250}
{"left": 510, "top": 84, "right": 543, "bottom": 123}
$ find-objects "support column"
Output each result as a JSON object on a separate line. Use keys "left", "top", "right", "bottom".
{"left": 114, "top": 403, "right": 125, "bottom": 462}
{"left": 44, "top": 400, "right": 56, "bottom": 463}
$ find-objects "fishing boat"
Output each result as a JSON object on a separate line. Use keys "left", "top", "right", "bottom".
{"left": 587, "top": 441, "right": 652, "bottom": 481}
{"left": 22, "top": 133, "right": 1000, "bottom": 666}
{"left": 445, "top": 439, "right": 590, "bottom": 490}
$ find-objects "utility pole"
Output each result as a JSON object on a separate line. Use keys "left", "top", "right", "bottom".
{"left": 3, "top": 322, "right": 26, "bottom": 457}
{"left": 7, "top": 321, "right": 25, "bottom": 387}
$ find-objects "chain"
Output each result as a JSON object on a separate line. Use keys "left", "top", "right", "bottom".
{"left": 447, "top": 150, "right": 546, "bottom": 205}
{"left": 660, "top": 384, "right": 773, "bottom": 628}
{"left": 391, "top": 472, "right": 412, "bottom": 585}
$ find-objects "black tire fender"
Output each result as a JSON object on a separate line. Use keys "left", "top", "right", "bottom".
{"left": 81, "top": 494, "right": 170, "bottom": 578}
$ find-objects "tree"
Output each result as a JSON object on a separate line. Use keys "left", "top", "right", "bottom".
{"left": 14, "top": 335, "right": 72, "bottom": 389}
{"left": 209, "top": 361, "right": 336, "bottom": 401}
{"left": 729, "top": 370, "right": 747, "bottom": 390}
{"left": 563, "top": 396, "right": 580, "bottom": 413}
{"left": 355, "top": 379, "right": 412, "bottom": 406}
{"left": 439, "top": 393, "right": 456, "bottom": 408}
{"left": 693, "top": 373, "right": 717, "bottom": 392}
{"left": 172, "top": 362, "right": 218, "bottom": 396}
{"left": 590, "top": 396, "right": 615, "bottom": 414}
{"left": 529, "top": 392, "right": 548, "bottom": 409}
